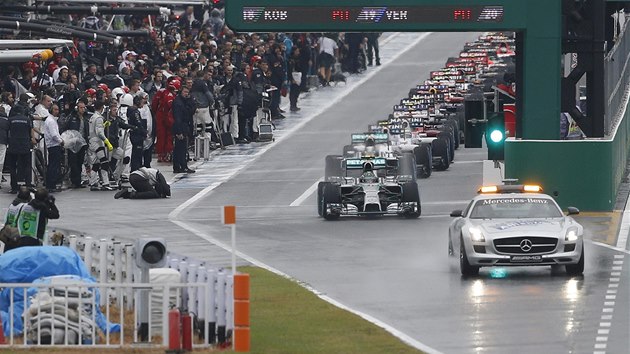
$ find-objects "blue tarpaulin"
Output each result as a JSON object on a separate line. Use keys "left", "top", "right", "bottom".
{"left": 0, "top": 246, "right": 120, "bottom": 337}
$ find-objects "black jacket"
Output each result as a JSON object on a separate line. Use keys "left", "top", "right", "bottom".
{"left": 0, "top": 112, "right": 9, "bottom": 145}
{"left": 191, "top": 78, "right": 214, "bottom": 109}
{"left": 7, "top": 112, "right": 32, "bottom": 154}
{"left": 64, "top": 111, "right": 90, "bottom": 139}
{"left": 126, "top": 106, "right": 147, "bottom": 147}
{"left": 172, "top": 95, "right": 195, "bottom": 136}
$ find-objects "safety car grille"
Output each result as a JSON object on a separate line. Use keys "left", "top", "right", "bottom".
{"left": 493, "top": 236, "right": 558, "bottom": 255}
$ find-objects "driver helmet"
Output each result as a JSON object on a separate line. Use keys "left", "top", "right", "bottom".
{"left": 360, "top": 162, "right": 378, "bottom": 183}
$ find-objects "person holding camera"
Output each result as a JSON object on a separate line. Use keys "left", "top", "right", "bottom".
{"left": 16, "top": 188, "right": 60, "bottom": 247}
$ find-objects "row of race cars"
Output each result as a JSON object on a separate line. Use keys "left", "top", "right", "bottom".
{"left": 314, "top": 32, "right": 585, "bottom": 275}
{"left": 316, "top": 32, "right": 517, "bottom": 221}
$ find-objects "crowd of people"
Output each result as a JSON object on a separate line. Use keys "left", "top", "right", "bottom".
{"left": 0, "top": 3, "right": 381, "bottom": 196}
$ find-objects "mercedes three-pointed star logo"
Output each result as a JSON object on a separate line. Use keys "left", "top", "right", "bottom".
{"left": 520, "top": 239, "right": 533, "bottom": 252}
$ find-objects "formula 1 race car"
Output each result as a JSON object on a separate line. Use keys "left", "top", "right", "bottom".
{"left": 449, "top": 184, "right": 584, "bottom": 276}
{"left": 317, "top": 154, "right": 421, "bottom": 220}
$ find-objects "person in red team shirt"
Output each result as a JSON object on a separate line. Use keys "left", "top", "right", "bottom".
{"left": 151, "top": 76, "right": 180, "bottom": 162}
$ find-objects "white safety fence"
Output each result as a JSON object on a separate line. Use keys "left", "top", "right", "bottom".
{"left": 1, "top": 234, "right": 235, "bottom": 347}
{"left": 0, "top": 281, "right": 223, "bottom": 347}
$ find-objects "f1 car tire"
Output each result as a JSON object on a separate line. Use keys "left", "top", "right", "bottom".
{"left": 398, "top": 152, "right": 417, "bottom": 181}
{"left": 438, "top": 130, "right": 455, "bottom": 162}
{"left": 413, "top": 144, "right": 432, "bottom": 179}
{"left": 432, "top": 138, "right": 450, "bottom": 171}
{"left": 455, "top": 110, "right": 466, "bottom": 144}
{"left": 565, "top": 248, "right": 584, "bottom": 275}
{"left": 325, "top": 155, "right": 343, "bottom": 182}
{"left": 401, "top": 182, "right": 421, "bottom": 218}
{"left": 343, "top": 145, "right": 355, "bottom": 157}
{"left": 322, "top": 183, "right": 341, "bottom": 220}
{"left": 317, "top": 181, "right": 328, "bottom": 217}
{"left": 445, "top": 119, "right": 460, "bottom": 150}
{"left": 460, "top": 236, "right": 480, "bottom": 276}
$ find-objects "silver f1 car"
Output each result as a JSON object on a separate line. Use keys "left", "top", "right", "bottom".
{"left": 448, "top": 184, "right": 584, "bottom": 276}
{"left": 317, "top": 155, "right": 420, "bottom": 220}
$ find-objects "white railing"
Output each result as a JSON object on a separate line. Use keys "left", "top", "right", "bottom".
{"left": 0, "top": 281, "right": 221, "bottom": 347}
{"left": 1, "top": 233, "right": 235, "bottom": 348}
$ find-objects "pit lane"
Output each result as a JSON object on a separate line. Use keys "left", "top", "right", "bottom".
{"left": 18, "top": 32, "right": 629, "bottom": 353}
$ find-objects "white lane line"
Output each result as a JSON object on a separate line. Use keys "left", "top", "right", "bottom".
{"left": 616, "top": 191, "right": 630, "bottom": 248}
{"left": 290, "top": 178, "right": 323, "bottom": 207}
{"left": 169, "top": 32, "right": 443, "bottom": 354}
{"left": 594, "top": 204, "right": 627, "bottom": 354}
{"left": 453, "top": 160, "right": 484, "bottom": 164}
{"left": 586, "top": 240, "right": 630, "bottom": 255}
{"left": 169, "top": 218, "right": 442, "bottom": 354}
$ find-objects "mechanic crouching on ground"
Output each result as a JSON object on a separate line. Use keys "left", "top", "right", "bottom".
{"left": 16, "top": 188, "right": 60, "bottom": 247}
{"left": 114, "top": 167, "right": 171, "bottom": 200}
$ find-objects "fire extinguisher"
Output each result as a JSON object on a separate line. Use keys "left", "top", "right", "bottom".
{"left": 168, "top": 307, "right": 181, "bottom": 351}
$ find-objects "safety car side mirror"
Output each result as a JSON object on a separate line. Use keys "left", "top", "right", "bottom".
{"left": 567, "top": 207, "right": 580, "bottom": 215}
{"left": 450, "top": 210, "right": 463, "bottom": 217}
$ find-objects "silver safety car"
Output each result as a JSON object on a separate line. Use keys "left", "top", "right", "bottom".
{"left": 448, "top": 184, "right": 584, "bottom": 276}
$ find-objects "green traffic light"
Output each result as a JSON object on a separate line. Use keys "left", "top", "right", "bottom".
{"left": 490, "top": 130, "right": 504, "bottom": 143}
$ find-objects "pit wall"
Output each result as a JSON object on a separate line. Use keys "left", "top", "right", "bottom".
{"left": 505, "top": 90, "right": 630, "bottom": 211}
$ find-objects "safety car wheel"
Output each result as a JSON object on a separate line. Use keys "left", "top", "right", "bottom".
{"left": 448, "top": 237, "right": 454, "bottom": 256}
{"left": 565, "top": 248, "right": 584, "bottom": 275}
{"left": 322, "top": 183, "right": 341, "bottom": 221}
{"left": 460, "top": 236, "right": 479, "bottom": 276}
{"left": 401, "top": 182, "right": 421, "bottom": 218}
{"left": 432, "top": 138, "right": 450, "bottom": 171}
{"left": 413, "top": 144, "right": 432, "bottom": 179}
{"left": 325, "top": 155, "right": 343, "bottom": 182}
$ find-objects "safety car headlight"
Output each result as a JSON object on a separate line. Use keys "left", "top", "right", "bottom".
{"left": 469, "top": 227, "right": 485, "bottom": 242}
{"left": 565, "top": 228, "right": 579, "bottom": 242}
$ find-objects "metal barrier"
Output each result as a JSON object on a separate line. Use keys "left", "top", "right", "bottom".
{"left": 605, "top": 13, "right": 630, "bottom": 136}
{"left": 0, "top": 233, "right": 236, "bottom": 348}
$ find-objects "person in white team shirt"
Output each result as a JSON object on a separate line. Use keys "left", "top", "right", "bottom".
{"left": 317, "top": 34, "right": 339, "bottom": 87}
{"left": 43, "top": 104, "right": 64, "bottom": 192}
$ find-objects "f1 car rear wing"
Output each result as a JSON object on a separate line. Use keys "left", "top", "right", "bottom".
{"left": 345, "top": 157, "right": 388, "bottom": 170}
{"left": 351, "top": 133, "right": 388, "bottom": 144}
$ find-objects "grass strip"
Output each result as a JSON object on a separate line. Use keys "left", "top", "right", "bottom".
{"left": 0, "top": 266, "right": 424, "bottom": 354}
{"left": 245, "top": 266, "right": 424, "bottom": 354}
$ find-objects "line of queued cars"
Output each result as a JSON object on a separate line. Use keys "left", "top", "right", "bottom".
{"left": 317, "top": 32, "right": 517, "bottom": 221}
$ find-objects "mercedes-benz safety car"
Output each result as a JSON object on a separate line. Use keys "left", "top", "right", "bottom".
{"left": 317, "top": 154, "right": 420, "bottom": 220}
{"left": 448, "top": 184, "right": 584, "bottom": 276}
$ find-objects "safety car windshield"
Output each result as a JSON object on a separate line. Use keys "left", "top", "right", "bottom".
{"left": 469, "top": 197, "right": 563, "bottom": 219}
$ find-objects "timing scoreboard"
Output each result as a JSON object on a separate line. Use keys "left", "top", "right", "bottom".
{"left": 241, "top": 6, "right": 504, "bottom": 25}
{"left": 224, "top": 1, "right": 528, "bottom": 31}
